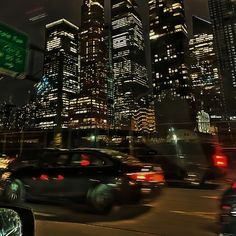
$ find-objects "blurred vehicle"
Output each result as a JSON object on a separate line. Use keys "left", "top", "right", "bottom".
{"left": 0, "top": 204, "right": 35, "bottom": 236}
{"left": 7, "top": 150, "right": 41, "bottom": 171}
{"left": 0, "top": 154, "right": 17, "bottom": 171}
{"left": 114, "top": 141, "right": 228, "bottom": 186}
{"left": 0, "top": 148, "right": 164, "bottom": 214}
{"left": 219, "top": 182, "right": 236, "bottom": 235}
{"left": 222, "top": 147, "right": 236, "bottom": 181}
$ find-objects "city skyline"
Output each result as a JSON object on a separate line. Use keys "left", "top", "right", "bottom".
{"left": 0, "top": 0, "right": 209, "bottom": 106}
{"left": 0, "top": 0, "right": 235, "bottom": 136}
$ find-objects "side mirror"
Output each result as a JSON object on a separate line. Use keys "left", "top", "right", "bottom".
{"left": 0, "top": 205, "right": 35, "bottom": 236}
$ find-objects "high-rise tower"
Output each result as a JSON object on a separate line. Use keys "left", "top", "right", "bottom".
{"left": 149, "top": 0, "right": 195, "bottom": 134}
{"left": 149, "top": 0, "right": 191, "bottom": 100}
{"left": 208, "top": 0, "right": 236, "bottom": 116}
{"left": 112, "top": 0, "right": 149, "bottom": 130}
{"left": 74, "top": 0, "right": 107, "bottom": 129}
{"left": 189, "top": 16, "right": 223, "bottom": 118}
{"left": 37, "top": 19, "right": 79, "bottom": 130}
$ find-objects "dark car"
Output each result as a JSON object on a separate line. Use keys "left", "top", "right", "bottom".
{"left": 219, "top": 182, "right": 236, "bottom": 235}
{"left": 0, "top": 148, "right": 164, "bottom": 214}
{"left": 114, "top": 141, "right": 228, "bottom": 186}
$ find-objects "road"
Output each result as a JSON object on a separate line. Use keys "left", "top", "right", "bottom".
{"left": 22, "top": 185, "right": 227, "bottom": 236}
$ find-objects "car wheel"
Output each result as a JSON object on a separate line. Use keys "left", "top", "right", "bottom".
{"left": 87, "top": 184, "right": 113, "bottom": 214}
{"left": 4, "top": 179, "right": 25, "bottom": 204}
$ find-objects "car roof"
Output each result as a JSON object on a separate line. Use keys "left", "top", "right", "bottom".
{"left": 72, "top": 148, "right": 112, "bottom": 152}
{"left": 42, "top": 148, "right": 70, "bottom": 152}
{"left": 41, "top": 147, "right": 115, "bottom": 153}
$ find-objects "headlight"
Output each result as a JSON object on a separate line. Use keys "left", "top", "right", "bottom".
{"left": 231, "top": 205, "right": 236, "bottom": 217}
{"left": 1, "top": 172, "right": 11, "bottom": 180}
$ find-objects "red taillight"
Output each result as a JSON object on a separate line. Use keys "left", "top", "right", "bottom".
{"left": 33, "top": 174, "right": 64, "bottom": 181}
{"left": 221, "top": 205, "right": 231, "bottom": 214}
{"left": 127, "top": 173, "right": 149, "bottom": 182}
{"left": 127, "top": 172, "right": 164, "bottom": 183}
{"left": 40, "top": 174, "right": 49, "bottom": 181}
{"left": 81, "top": 160, "right": 90, "bottom": 166}
{"left": 232, "top": 182, "right": 236, "bottom": 189}
{"left": 57, "top": 175, "right": 64, "bottom": 181}
{"left": 213, "top": 154, "right": 228, "bottom": 168}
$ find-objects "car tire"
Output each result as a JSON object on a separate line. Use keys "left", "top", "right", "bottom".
{"left": 87, "top": 184, "right": 113, "bottom": 214}
{"left": 4, "top": 179, "right": 25, "bottom": 204}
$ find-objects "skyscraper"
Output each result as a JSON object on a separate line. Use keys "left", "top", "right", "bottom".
{"left": 36, "top": 19, "right": 79, "bottom": 130}
{"left": 112, "top": 0, "right": 149, "bottom": 130}
{"left": 149, "top": 0, "right": 194, "bottom": 134}
{"left": 208, "top": 0, "right": 236, "bottom": 116}
{"left": 189, "top": 17, "right": 223, "bottom": 118}
{"left": 149, "top": 0, "right": 191, "bottom": 100}
{"left": 105, "top": 24, "right": 114, "bottom": 128}
{"left": 74, "top": 0, "right": 107, "bottom": 130}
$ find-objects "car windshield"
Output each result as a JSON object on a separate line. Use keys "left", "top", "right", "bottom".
{"left": 0, "top": 0, "right": 236, "bottom": 236}
{"left": 99, "top": 149, "right": 142, "bottom": 164}
{"left": 99, "top": 149, "right": 129, "bottom": 159}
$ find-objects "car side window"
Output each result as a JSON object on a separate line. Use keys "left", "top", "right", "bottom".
{"left": 70, "top": 152, "right": 105, "bottom": 167}
{"left": 41, "top": 151, "right": 69, "bottom": 167}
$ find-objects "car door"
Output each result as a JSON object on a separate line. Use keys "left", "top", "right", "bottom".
{"left": 64, "top": 151, "right": 115, "bottom": 198}
{"left": 27, "top": 150, "right": 70, "bottom": 198}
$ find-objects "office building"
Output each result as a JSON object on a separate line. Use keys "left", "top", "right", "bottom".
{"left": 189, "top": 17, "right": 223, "bottom": 117}
{"left": 133, "top": 96, "right": 156, "bottom": 133}
{"left": 149, "top": 0, "right": 192, "bottom": 100}
{"left": 105, "top": 24, "right": 114, "bottom": 127}
{"left": 74, "top": 0, "right": 108, "bottom": 129}
{"left": 36, "top": 19, "right": 79, "bottom": 130}
{"left": 209, "top": 0, "right": 236, "bottom": 116}
{"left": 149, "top": 0, "right": 194, "bottom": 134}
{"left": 112, "top": 0, "right": 149, "bottom": 130}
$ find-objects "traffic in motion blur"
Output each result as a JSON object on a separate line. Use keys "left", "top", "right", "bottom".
{"left": 0, "top": 148, "right": 165, "bottom": 214}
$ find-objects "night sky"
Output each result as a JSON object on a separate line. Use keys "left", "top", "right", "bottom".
{"left": 0, "top": 0, "right": 209, "bottom": 106}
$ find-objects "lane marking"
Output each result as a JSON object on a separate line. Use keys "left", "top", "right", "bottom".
{"left": 170, "top": 210, "right": 217, "bottom": 220}
{"left": 201, "top": 196, "right": 219, "bottom": 200}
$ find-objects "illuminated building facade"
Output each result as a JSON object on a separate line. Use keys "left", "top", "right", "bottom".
{"left": 133, "top": 104, "right": 156, "bottom": 133}
{"left": 73, "top": 0, "right": 107, "bottom": 129}
{"left": 105, "top": 24, "right": 114, "bottom": 127}
{"left": 149, "top": 0, "right": 195, "bottom": 134}
{"left": 189, "top": 16, "right": 223, "bottom": 117}
{"left": 0, "top": 102, "right": 37, "bottom": 130}
{"left": 209, "top": 0, "right": 236, "bottom": 116}
{"left": 149, "top": 0, "right": 192, "bottom": 100}
{"left": 112, "top": 0, "right": 149, "bottom": 130}
{"left": 37, "top": 19, "right": 79, "bottom": 129}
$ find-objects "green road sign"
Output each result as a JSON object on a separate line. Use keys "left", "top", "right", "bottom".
{"left": 0, "top": 22, "right": 28, "bottom": 77}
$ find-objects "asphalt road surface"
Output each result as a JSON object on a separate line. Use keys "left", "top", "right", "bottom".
{"left": 21, "top": 185, "right": 228, "bottom": 236}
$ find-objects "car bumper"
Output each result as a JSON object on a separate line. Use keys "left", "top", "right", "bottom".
{"left": 114, "top": 180, "right": 165, "bottom": 204}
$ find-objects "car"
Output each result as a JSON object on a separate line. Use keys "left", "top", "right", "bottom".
{"left": 219, "top": 181, "right": 236, "bottom": 235}
{"left": 0, "top": 148, "right": 165, "bottom": 214}
{"left": 114, "top": 141, "right": 228, "bottom": 186}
